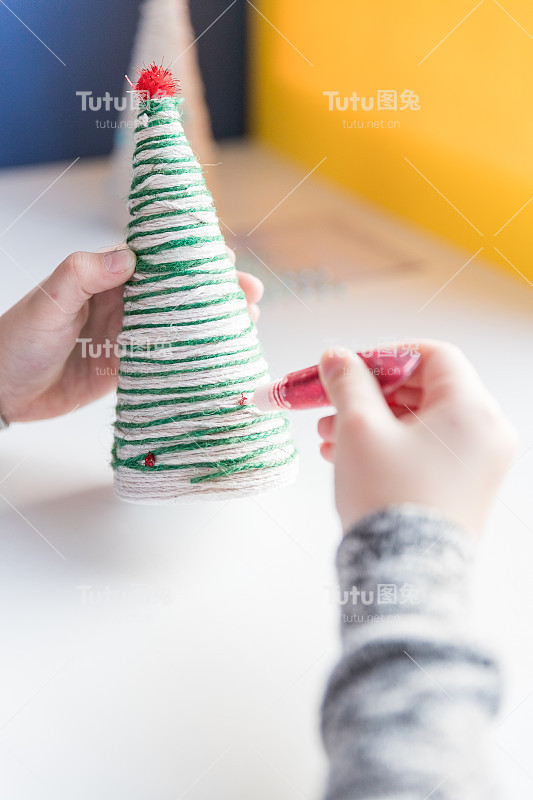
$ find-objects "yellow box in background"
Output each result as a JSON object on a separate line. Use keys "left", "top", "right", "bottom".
{"left": 249, "top": 1, "right": 533, "bottom": 282}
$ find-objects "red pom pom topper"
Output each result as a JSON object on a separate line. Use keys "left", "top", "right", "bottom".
{"left": 126, "top": 63, "right": 179, "bottom": 98}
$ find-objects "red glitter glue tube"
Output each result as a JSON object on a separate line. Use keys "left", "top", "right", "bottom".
{"left": 251, "top": 350, "right": 420, "bottom": 411}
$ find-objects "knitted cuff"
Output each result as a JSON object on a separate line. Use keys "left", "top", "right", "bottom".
{"left": 336, "top": 504, "right": 473, "bottom": 626}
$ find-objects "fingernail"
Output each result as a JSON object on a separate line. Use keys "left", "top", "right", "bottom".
{"left": 104, "top": 248, "right": 136, "bottom": 274}
{"left": 321, "top": 347, "right": 350, "bottom": 381}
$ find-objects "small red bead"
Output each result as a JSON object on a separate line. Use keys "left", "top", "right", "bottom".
{"left": 144, "top": 452, "right": 156, "bottom": 467}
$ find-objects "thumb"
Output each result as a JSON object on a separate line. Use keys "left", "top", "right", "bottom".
{"left": 39, "top": 248, "right": 136, "bottom": 319}
{"left": 319, "top": 347, "right": 391, "bottom": 421}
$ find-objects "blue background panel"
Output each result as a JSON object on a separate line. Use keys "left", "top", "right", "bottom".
{"left": 0, "top": 0, "right": 142, "bottom": 167}
{"left": 0, "top": 0, "right": 247, "bottom": 168}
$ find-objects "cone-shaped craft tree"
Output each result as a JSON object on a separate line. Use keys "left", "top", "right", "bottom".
{"left": 112, "top": 65, "right": 297, "bottom": 502}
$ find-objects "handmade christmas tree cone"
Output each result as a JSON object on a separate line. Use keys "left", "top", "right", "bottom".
{"left": 112, "top": 65, "right": 297, "bottom": 503}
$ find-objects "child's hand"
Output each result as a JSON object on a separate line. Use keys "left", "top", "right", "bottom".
{"left": 0, "top": 247, "right": 263, "bottom": 423}
{"left": 318, "top": 342, "right": 517, "bottom": 538}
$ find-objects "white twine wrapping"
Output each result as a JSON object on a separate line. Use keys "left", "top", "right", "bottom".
{"left": 113, "top": 97, "right": 297, "bottom": 503}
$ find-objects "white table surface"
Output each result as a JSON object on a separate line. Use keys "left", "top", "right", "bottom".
{"left": 0, "top": 149, "right": 532, "bottom": 798}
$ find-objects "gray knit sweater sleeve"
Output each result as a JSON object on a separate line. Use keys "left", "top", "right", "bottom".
{"left": 321, "top": 505, "right": 501, "bottom": 800}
